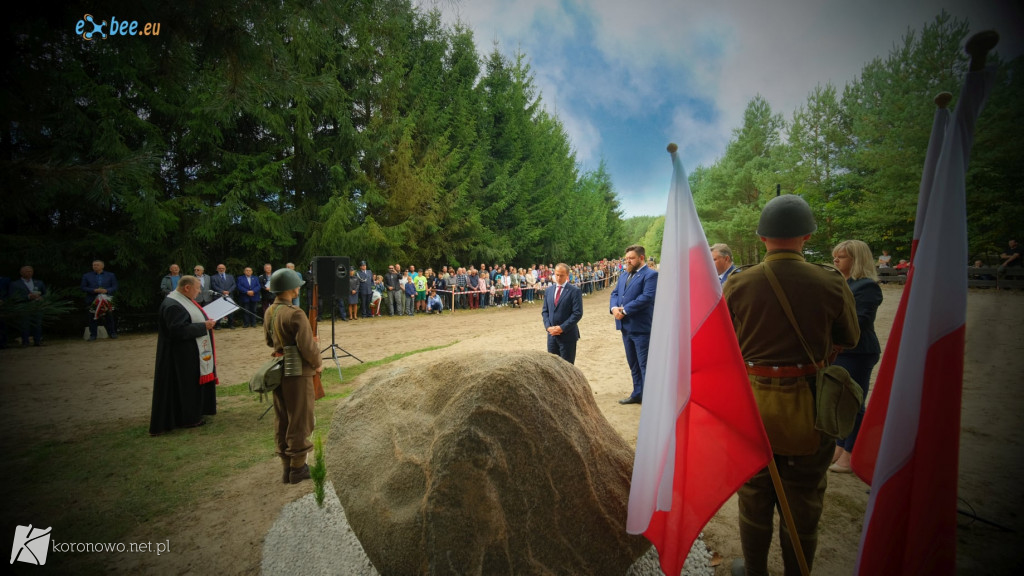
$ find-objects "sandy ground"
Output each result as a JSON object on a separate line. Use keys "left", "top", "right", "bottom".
{"left": 1, "top": 285, "right": 1022, "bottom": 575}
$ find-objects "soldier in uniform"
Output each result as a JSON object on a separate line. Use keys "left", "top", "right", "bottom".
{"left": 264, "top": 268, "right": 323, "bottom": 484}
{"left": 724, "top": 195, "right": 859, "bottom": 576}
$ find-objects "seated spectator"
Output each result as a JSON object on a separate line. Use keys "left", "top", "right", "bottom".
{"left": 970, "top": 260, "right": 996, "bottom": 283}
{"left": 894, "top": 259, "right": 910, "bottom": 274}
{"left": 877, "top": 250, "right": 892, "bottom": 268}
{"left": 998, "top": 239, "right": 1021, "bottom": 275}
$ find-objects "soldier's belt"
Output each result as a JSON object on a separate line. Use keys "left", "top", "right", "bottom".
{"left": 745, "top": 361, "right": 824, "bottom": 378}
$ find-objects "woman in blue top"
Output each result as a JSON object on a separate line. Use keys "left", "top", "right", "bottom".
{"left": 829, "top": 239, "right": 883, "bottom": 473}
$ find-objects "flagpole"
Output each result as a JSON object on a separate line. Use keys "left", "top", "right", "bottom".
{"left": 767, "top": 459, "right": 811, "bottom": 576}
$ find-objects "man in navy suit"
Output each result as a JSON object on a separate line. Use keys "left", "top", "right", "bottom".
{"left": 711, "top": 243, "right": 737, "bottom": 284}
{"left": 210, "top": 263, "right": 236, "bottom": 328}
{"left": 541, "top": 263, "right": 583, "bottom": 364}
{"left": 609, "top": 245, "right": 658, "bottom": 404}
{"left": 235, "top": 266, "right": 262, "bottom": 327}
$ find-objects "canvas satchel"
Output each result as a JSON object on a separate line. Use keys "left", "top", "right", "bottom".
{"left": 748, "top": 372, "right": 819, "bottom": 455}
{"left": 249, "top": 305, "right": 286, "bottom": 401}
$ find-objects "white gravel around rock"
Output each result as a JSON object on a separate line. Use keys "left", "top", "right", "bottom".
{"left": 628, "top": 534, "right": 714, "bottom": 576}
{"left": 261, "top": 481, "right": 378, "bottom": 576}
{"left": 262, "top": 481, "right": 713, "bottom": 576}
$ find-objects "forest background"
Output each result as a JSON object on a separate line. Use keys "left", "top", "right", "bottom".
{"left": 2, "top": 2, "right": 1021, "bottom": 333}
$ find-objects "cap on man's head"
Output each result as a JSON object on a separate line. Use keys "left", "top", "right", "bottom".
{"left": 360, "top": 260, "right": 367, "bottom": 266}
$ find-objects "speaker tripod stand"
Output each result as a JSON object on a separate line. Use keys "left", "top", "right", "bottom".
{"left": 312, "top": 256, "right": 365, "bottom": 379}
{"left": 321, "top": 302, "right": 364, "bottom": 377}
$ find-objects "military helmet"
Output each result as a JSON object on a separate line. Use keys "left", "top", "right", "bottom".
{"left": 756, "top": 195, "right": 817, "bottom": 238}
{"left": 269, "top": 268, "right": 305, "bottom": 293}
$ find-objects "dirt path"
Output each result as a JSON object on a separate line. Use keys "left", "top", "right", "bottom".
{"left": 1, "top": 285, "right": 1022, "bottom": 574}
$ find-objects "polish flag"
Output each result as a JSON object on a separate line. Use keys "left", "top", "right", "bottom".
{"left": 626, "top": 144, "right": 771, "bottom": 576}
{"left": 851, "top": 68, "right": 994, "bottom": 574}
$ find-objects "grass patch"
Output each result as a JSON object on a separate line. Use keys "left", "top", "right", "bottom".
{"left": 216, "top": 341, "right": 457, "bottom": 398}
{"left": 2, "top": 341, "right": 455, "bottom": 573}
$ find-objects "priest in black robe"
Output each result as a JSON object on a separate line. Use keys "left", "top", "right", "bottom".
{"left": 149, "top": 275, "right": 219, "bottom": 436}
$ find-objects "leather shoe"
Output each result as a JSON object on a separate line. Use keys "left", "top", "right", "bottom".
{"left": 618, "top": 396, "right": 642, "bottom": 405}
{"left": 731, "top": 558, "right": 746, "bottom": 576}
{"left": 289, "top": 464, "right": 311, "bottom": 484}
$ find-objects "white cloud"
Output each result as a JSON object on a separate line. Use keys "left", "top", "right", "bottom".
{"left": 427, "top": 0, "right": 1023, "bottom": 219}
{"left": 669, "top": 110, "right": 727, "bottom": 169}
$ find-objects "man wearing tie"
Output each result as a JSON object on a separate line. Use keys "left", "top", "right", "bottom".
{"left": 236, "top": 266, "right": 261, "bottom": 328}
{"left": 609, "top": 245, "right": 658, "bottom": 404}
{"left": 541, "top": 263, "right": 583, "bottom": 364}
{"left": 210, "top": 263, "right": 236, "bottom": 329}
{"left": 711, "top": 243, "right": 737, "bottom": 284}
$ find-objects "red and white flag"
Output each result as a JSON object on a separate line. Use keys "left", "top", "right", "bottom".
{"left": 851, "top": 67, "right": 994, "bottom": 574}
{"left": 626, "top": 145, "right": 771, "bottom": 576}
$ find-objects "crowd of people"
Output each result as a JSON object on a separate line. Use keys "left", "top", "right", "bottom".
{"left": 333, "top": 261, "right": 623, "bottom": 321}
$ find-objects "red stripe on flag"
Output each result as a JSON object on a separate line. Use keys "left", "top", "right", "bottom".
{"left": 643, "top": 297, "right": 771, "bottom": 576}
{"left": 851, "top": 266, "right": 913, "bottom": 483}
{"left": 856, "top": 325, "right": 963, "bottom": 575}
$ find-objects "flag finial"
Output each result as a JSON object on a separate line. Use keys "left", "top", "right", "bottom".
{"left": 666, "top": 143, "right": 678, "bottom": 154}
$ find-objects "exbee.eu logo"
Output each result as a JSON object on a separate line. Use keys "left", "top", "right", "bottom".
{"left": 75, "top": 14, "right": 162, "bottom": 40}
{"left": 10, "top": 524, "right": 51, "bottom": 566}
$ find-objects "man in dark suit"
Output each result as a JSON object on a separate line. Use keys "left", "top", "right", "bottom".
{"left": 210, "top": 263, "right": 236, "bottom": 328}
{"left": 711, "top": 243, "right": 737, "bottom": 284}
{"left": 258, "top": 263, "right": 274, "bottom": 316}
{"left": 235, "top": 266, "right": 262, "bottom": 328}
{"left": 541, "top": 263, "right": 583, "bottom": 364}
{"left": 9, "top": 265, "right": 46, "bottom": 346}
{"left": 609, "top": 245, "right": 658, "bottom": 404}
{"left": 356, "top": 261, "right": 373, "bottom": 318}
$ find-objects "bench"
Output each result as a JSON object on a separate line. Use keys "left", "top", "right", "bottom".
{"left": 996, "top": 267, "right": 1024, "bottom": 290}
{"left": 877, "top": 268, "right": 906, "bottom": 285}
{"left": 967, "top": 266, "right": 998, "bottom": 289}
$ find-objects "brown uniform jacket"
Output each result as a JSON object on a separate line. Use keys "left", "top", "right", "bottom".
{"left": 723, "top": 250, "right": 859, "bottom": 365}
{"left": 264, "top": 302, "right": 322, "bottom": 375}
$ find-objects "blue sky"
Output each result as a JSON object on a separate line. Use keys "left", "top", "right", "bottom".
{"left": 431, "top": 0, "right": 1023, "bottom": 218}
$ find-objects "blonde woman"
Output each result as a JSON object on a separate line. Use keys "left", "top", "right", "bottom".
{"left": 830, "top": 240, "right": 883, "bottom": 473}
